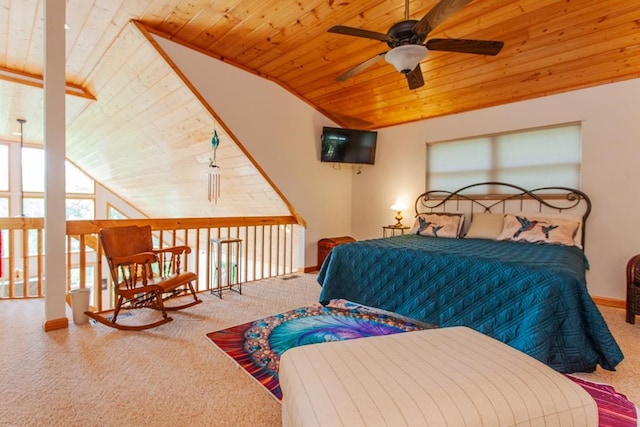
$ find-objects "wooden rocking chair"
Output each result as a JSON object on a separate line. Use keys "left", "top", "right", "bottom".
{"left": 86, "top": 225, "right": 202, "bottom": 331}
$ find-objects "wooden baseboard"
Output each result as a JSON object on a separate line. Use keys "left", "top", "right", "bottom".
{"left": 592, "top": 297, "right": 625, "bottom": 309}
{"left": 44, "top": 317, "right": 69, "bottom": 331}
{"left": 304, "top": 266, "right": 319, "bottom": 273}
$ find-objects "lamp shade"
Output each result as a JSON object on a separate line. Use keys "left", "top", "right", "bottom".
{"left": 390, "top": 200, "right": 407, "bottom": 211}
{"left": 385, "top": 45, "right": 428, "bottom": 74}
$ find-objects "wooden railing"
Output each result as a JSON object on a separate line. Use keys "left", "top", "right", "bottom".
{"left": 0, "top": 216, "right": 302, "bottom": 312}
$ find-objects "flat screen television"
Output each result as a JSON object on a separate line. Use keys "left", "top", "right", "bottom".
{"left": 321, "top": 126, "right": 378, "bottom": 165}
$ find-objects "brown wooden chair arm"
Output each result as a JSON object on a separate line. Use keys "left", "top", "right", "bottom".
{"left": 153, "top": 246, "right": 192, "bottom": 256}
{"left": 111, "top": 252, "right": 158, "bottom": 267}
{"left": 152, "top": 246, "right": 191, "bottom": 276}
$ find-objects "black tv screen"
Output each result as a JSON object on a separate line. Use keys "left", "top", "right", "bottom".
{"left": 321, "top": 126, "right": 378, "bottom": 165}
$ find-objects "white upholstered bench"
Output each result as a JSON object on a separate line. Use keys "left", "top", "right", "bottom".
{"left": 279, "top": 326, "right": 598, "bottom": 426}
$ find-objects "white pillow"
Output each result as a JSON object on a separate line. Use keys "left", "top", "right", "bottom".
{"left": 465, "top": 213, "right": 505, "bottom": 239}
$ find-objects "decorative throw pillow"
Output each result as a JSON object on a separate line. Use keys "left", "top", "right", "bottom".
{"left": 409, "top": 213, "right": 464, "bottom": 238}
{"left": 512, "top": 212, "right": 584, "bottom": 249}
{"left": 465, "top": 213, "right": 505, "bottom": 239}
{"left": 497, "top": 214, "right": 580, "bottom": 247}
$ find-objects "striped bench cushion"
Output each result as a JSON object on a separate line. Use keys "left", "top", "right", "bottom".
{"left": 280, "top": 326, "right": 597, "bottom": 426}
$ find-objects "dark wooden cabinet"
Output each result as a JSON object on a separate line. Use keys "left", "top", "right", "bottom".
{"left": 626, "top": 254, "right": 640, "bottom": 324}
{"left": 317, "top": 236, "right": 355, "bottom": 268}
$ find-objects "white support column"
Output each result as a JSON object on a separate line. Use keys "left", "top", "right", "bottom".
{"left": 43, "top": 0, "right": 68, "bottom": 331}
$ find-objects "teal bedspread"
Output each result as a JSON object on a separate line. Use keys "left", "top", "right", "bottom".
{"left": 317, "top": 235, "right": 623, "bottom": 373}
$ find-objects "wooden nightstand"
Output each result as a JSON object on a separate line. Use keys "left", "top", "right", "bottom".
{"left": 318, "top": 236, "right": 356, "bottom": 268}
{"left": 382, "top": 225, "right": 410, "bottom": 237}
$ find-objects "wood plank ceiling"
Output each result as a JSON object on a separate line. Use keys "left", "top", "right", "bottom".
{"left": 0, "top": 0, "right": 638, "bottom": 217}
{"left": 139, "top": 0, "right": 640, "bottom": 130}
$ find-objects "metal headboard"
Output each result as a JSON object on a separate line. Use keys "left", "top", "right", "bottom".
{"left": 414, "top": 182, "right": 591, "bottom": 248}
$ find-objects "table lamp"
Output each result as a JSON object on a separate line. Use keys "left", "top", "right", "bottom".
{"left": 390, "top": 200, "right": 407, "bottom": 227}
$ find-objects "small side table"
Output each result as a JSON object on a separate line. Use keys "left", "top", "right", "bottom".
{"left": 317, "top": 236, "right": 356, "bottom": 268}
{"left": 210, "top": 238, "right": 242, "bottom": 298}
{"left": 382, "top": 225, "right": 410, "bottom": 238}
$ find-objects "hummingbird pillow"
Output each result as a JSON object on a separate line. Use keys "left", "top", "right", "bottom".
{"left": 409, "top": 213, "right": 465, "bottom": 238}
{"left": 497, "top": 214, "right": 580, "bottom": 247}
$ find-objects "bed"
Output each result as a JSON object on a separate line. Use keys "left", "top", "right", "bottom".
{"left": 317, "top": 182, "right": 624, "bottom": 373}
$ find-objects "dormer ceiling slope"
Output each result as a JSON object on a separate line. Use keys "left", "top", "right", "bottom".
{"left": 1, "top": 13, "right": 292, "bottom": 218}
{"left": 70, "top": 22, "right": 295, "bottom": 219}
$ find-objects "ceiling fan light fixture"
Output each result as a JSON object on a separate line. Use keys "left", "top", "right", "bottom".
{"left": 385, "top": 44, "right": 428, "bottom": 74}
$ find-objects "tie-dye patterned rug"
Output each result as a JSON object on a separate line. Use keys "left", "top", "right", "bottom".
{"left": 206, "top": 301, "right": 638, "bottom": 426}
{"left": 205, "top": 300, "right": 431, "bottom": 400}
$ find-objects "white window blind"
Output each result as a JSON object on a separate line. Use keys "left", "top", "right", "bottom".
{"left": 427, "top": 123, "right": 581, "bottom": 192}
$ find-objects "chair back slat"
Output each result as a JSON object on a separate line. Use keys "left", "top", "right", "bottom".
{"left": 100, "top": 225, "right": 155, "bottom": 287}
{"left": 100, "top": 225, "right": 152, "bottom": 259}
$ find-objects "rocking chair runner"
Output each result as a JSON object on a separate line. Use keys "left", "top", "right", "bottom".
{"left": 86, "top": 225, "right": 202, "bottom": 330}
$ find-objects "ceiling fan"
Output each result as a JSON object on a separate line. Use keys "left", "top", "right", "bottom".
{"left": 328, "top": 0, "right": 504, "bottom": 90}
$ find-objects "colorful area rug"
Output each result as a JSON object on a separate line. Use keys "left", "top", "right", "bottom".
{"left": 206, "top": 301, "right": 638, "bottom": 425}
{"left": 205, "top": 300, "right": 431, "bottom": 400}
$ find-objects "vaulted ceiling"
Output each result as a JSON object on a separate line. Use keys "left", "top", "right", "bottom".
{"left": 1, "top": 0, "right": 638, "bottom": 217}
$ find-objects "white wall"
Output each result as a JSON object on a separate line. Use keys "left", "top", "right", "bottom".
{"left": 353, "top": 78, "right": 640, "bottom": 301}
{"left": 156, "top": 35, "right": 639, "bottom": 299}
{"left": 156, "top": 36, "right": 354, "bottom": 269}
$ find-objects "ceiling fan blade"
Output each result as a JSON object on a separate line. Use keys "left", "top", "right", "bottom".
{"left": 328, "top": 25, "right": 391, "bottom": 42}
{"left": 336, "top": 52, "right": 386, "bottom": 82}
{"left": 406, "top": 64, "right": 425, "bottom": 90}
{"left": 413, "top": 0, "right": 472, "bottom": 38}
{"left": 426, "top": 38, "right": 504, "bottom": 55}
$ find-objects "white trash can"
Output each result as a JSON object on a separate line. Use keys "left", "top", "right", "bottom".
{"left": 69, "top": 287, "right": 91, "bottom": 325}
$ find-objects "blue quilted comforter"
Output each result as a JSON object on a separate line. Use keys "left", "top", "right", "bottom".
{"left": 317, "top": 235, "right": 623, "bottom": 373}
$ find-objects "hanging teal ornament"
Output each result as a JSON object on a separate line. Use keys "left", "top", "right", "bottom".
{"left": 211, "top": 129, "right": 220, "bottom": 160}
{"left": 208, "top": 128, "right": 221, "bottom": 204}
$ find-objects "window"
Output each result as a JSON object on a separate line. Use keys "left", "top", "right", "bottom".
{"left": 69, "top": 266, "right": 95, "bottom": 290}
{"left": 66, "top": 162, "right": 94, "bottom": 194}
{"left": 23, "top": 198, "right": 44, "bottom": 217}
{"left": 22, "top": 147, "right": 44, "bottom": 192}
{"left": 66, "top": 199, "right": 94, "bottom": 219}
{"left": 427, "top": 123, "right": 581, "bottom": 192}
{"left": 22, "top": 197, "right": 94, "bottom": 220}
{"left": 0, "top": 144, "right": 7, "bottom": 191}
{"left": 0, "top": 198, "right": 7, "bottom": 262}
{"left": 107, "top": 204, "right": 127, "bottom": 219}
{"left": 22, "top": 148, "right": 95, "bottom": 194}
{"left": 17, "top": 147, "right": 96, "bottom": 219}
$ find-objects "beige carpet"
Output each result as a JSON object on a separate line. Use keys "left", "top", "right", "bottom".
{"left": 0, "top": 274, "right": 638, "bottom": 427}
{"left": 572, "top": 304, "right": 640, "bottom": 405}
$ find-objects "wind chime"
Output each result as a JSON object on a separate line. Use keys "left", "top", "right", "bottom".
{"left": 208, "top": 126, "right": 221, "bottom": 204}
